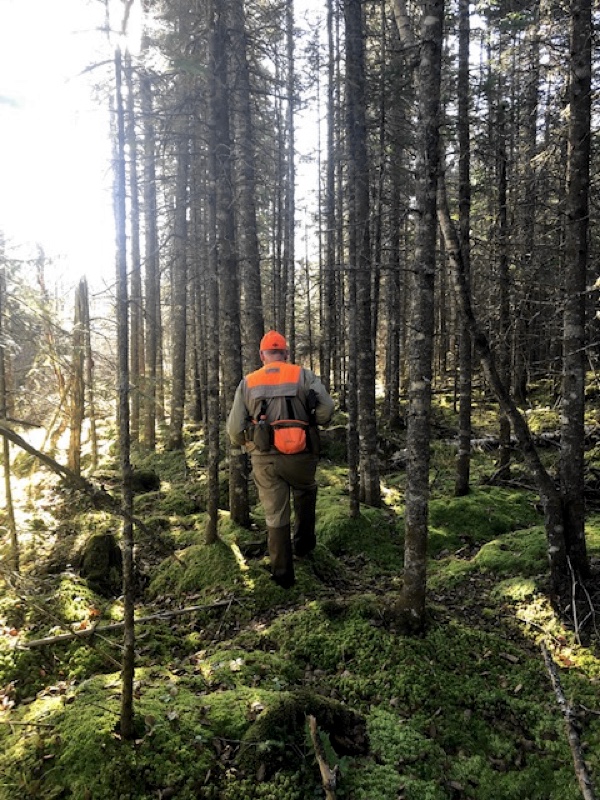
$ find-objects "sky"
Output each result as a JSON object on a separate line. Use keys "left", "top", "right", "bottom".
{"left": 0, "top": 0, "right": 115, "bottom": 289}
{"left": 0, "top": 0, "right": 324, "bottom": 290}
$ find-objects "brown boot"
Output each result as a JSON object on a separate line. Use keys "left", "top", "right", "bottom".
{"left": 293, "top": 487, "right": 317, "bottom": 557}
{"left": 267, "top": 524, "right": 295, "bottom": 588}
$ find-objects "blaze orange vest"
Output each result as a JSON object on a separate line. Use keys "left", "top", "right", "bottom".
{"left": 244, "top": 363, "right": 309, "bottom": 454}
{"left": 245, "top": 362, "right": 302, "bottom": 402}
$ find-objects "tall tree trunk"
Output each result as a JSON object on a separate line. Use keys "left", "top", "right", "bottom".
{"left": 560, "top": 0, "right": 591, "bottom": 577}
{"left": 496, "top": 99, "right": 511, "bottom": 475}
{"left": 322, "top": 0, "right": 337, "bottom": 390}
{"left": 454, "top": 0, "right": 473, "bottom": 497}
{"left": 113, "top": 46, "right": 136, "bottom": 742}
{"left": 125, "top": 52, "right": 144, "bottom": 448}
{"left": 167, "top": 97, "right": 190, "bottom": 451}
{"left": 284, "top": 0, "right": 296, "bottom": 357}
{"left": 205, "top": 0, "right": 221, "bottom": 544}
{"left": 228, "top": 0, "right": 264, "bottom": 366}
{"left": 213, "top": 0, "right": 248, "bottom": 527}
{"left": 141, "top": 64, "right": 159, "bottom": 451}
{"left": 513, "top": 1, "right": 540, "bottom": 406}
{"left": 0, "top": 253, "right": 18, "bottom": 574}
{"left": 80, "top": 278, "right": 98, "bottom": 472}
{"left": 394, "top": 0, "right": 444, "bottom": 630}
{"left": 344, "top": 0, "right": 380, "bottom": 507}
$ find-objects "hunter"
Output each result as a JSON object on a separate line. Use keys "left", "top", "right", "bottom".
{"left": 227, "top": 331, "right": 334, "bottom": 588}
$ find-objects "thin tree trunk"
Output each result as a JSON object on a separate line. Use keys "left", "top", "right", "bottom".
{"left": 284, "top": 0, "right": 296, "bottom": 357}
{"left": 560, "top": 0, "right": 591, "bottom": 577}
{"left": 205, "top": 0, "right": 221, "bottom": 544}
{"left": 454, "top": 0, "right": 472, "bottom": 496}
{"left": 228, "top": 0, "right": 264, "bottom": 365}
{"left": 496, "top": 99, "right": 511, "bottom": 474}
{"left": 322, "top": 0, "right": 337, "bottom": 391}
{"left": 167, "top": 98, "right": 190, "bottom": 451}
{"left": 125, "top": 52, "right": 143, "bottom": 448}
{"left": 141, "top": 63, "right": 159, "bottom": 452}
{"left": 113, "top": 46, "right": 136, "bottom": 742}
{"left": 67, "top": 281, "right": 85, "bottom": 476}
{"left": 438, "top": 177, "right": 569, "bottom": 595}
{"left": 395, "top": 0, "right": 444, "bottom": 630}
{"left": 80, "top": 279, "right": 98, "bottom": 471}
{"left": 213, "top": 0, "right": 248, "bottom": 527}
{"left": 0, "top": 255, "right": 18, "bottom": 573}
{"left": 344, "top": 0, "right": 380, "bottom": 507}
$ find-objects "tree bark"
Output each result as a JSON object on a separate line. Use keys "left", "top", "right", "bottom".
{"left": 212, "top": 0, "right": 248, "bottom": 527}
{"left": 167, "top": 94, "right": 190, "bottom": 451}
{"left": 125, "top": 53, "right": 144, "bottom": 448}
{"left": 205, "top": 0, "right": 222, "bottom": 545}
{"left": 67, "top": 280, "right": 85, "bottom": 477}
{"left": 113, "top": 46, "right": 136, "bottom": 742}
{"left": 397, "top": 0, "right": 444, "bottom": 629}
{"left": 560, "top": 0, "right": 591, "bottom": 578}
{"left": 438, "top": 177, "right": 570, "bottom": 594}
{"left": 454, "top": 0, "right": 473, "bottom": 497}
{"left": 228, "top": 0, "right": 264, "bottom": 366}
{"left": 0, "top": 254, "right": 18, "bottom": 574}
{"left": 141, "top": 62, "right": 159, "bottom": 451}
{"left": 496, "top": 99, "right": 511, "bottom": 475}
{"left": 344, "top": 0, "right": 380, "bottom": 507}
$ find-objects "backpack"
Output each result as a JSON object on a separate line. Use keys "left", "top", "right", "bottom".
{"left": 253, "top": 397, "right": 308, "bottom": 454}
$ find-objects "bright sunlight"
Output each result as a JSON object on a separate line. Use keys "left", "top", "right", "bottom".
{"left": 0, "top": 0, "right": 115, "bottom": 288}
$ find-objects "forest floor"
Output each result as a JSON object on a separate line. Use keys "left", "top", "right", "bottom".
{"left": 1, "top": 396, "right": 600, "bottom": 800}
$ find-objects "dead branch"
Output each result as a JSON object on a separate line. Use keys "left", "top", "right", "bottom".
{"left": 307, "top": 714, "right": 338, "bottom": 800}
{"left": 0, "top": 720, "right": 55, "bottom": 728}
{"left": 21, "top": 599, "right": 233, "bottom": 649}
{"left": 0, "top": 421, "right": 150, "bottom": 534}
{"left": 541, "top": 643, "right": 597, "bottom": 800}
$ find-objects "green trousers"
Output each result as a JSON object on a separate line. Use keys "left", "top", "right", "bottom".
{"left": 251, "top": 453, "right": 319, "bottom": 579}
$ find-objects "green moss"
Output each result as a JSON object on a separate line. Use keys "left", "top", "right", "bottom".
{"left": 472, "top": 527, "right": 547, "bottom": 577}
{"left": 133, "top": 449, "right": 190, "bottom": 484}
{"left": 318, "top": 500, "right": 402, "bottom": 570}
{"left": 428, "top": 487, "right": 541, "bottom": 554}
{"left": 148, "top": 537, "right": 242, "bottom": 598}
{"left": 4, "top": 394, "right": 600, "bottom": 800}
{"left": 157, "top": 487, "right": 204, "bottom": 516}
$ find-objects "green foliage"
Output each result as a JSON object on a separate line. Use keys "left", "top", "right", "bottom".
{"left": 428, "top": 487, "right": 541, "bottom": 554}
{"left": 318, "top": 495, "right": 403, "bottom": 570}
{"left": 148, "top": 537, "right": 241, "bottom": 598}
{"left": 471, "top": 526, "right": 548, "bottom": 576}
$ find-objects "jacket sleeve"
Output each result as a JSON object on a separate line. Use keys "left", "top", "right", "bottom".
{"left": 304, "top": 370, "right": 335, "bottom": 426}
{"left": 226, "top": 381, "right": 249, "bottom": 446}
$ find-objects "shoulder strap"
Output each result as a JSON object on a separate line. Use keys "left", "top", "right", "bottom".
{"left": 259, "top": 398, "right": 269, "bottom": 419}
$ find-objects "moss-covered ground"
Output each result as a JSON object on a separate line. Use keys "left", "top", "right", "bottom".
{"left": 1, "top": 403, "right": 599, "bottom": 800}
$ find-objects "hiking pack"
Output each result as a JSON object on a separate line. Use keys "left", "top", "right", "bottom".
{"left": 247, "top": 390, "right": 319, "bottom": 455}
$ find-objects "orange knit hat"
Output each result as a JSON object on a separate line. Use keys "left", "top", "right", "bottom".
{"left": 260, "top": 330, "right": 287, "bottom": 350}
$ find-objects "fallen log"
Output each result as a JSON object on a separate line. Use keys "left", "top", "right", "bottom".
{"left": 308, "top": 714, "right": 338, "bottom": 800}
{"left": 0, "top": 421, "right": 150, "bottom": 533}
{"left": 21, "top": 599, "right": 233, "bottom": 649}
{"left": 541, "top": 642, "right": 597, "bottom": 800}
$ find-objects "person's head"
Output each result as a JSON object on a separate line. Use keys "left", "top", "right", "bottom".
{"left": 260, "top": 330, "right": 288, "bottom": 364}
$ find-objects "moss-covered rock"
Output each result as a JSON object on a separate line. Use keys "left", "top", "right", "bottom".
{"left": 80, "top": 532, "right": 122, "bottom": 596}
{"left": 236, "top": 688, "right": 368, "bottom": 777}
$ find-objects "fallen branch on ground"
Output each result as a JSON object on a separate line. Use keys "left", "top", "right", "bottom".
{"left": 541, "top": 642, "right": 597, "bottom": 800}
{"left": 307, "top": 714, "right": 338, "bottom": 800}
{"left": 21, "top": 599, "right": 234, "bottom": 649}
{"left": 0, "top": 421, "right": 150, "bottom": 534}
